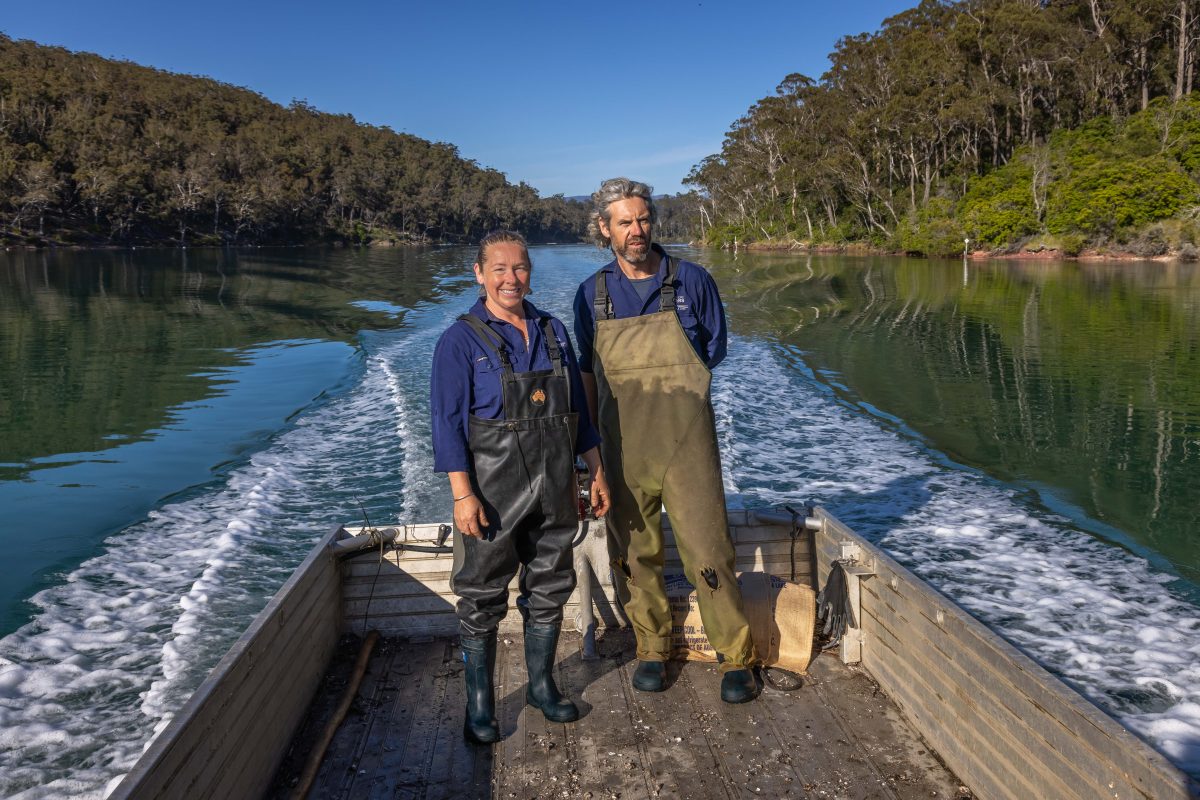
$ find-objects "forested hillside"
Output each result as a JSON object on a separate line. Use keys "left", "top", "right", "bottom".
{"left": 0, "top": 35, "right": 589, "bottom": 246}
{"left": 687, "top": 0, "right": 1200, "bottom": 257}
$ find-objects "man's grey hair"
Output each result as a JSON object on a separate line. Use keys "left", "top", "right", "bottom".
{"left": 588, "top": 177, "right": 657, "bottom": 248}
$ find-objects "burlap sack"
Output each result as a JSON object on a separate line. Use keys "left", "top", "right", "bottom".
{"left": 666, "top": 571, "right": 815, "bottom": 672}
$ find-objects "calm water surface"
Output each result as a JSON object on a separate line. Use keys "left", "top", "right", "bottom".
{"left": 1, "top": 245, "right": 1198, "bottom": 796}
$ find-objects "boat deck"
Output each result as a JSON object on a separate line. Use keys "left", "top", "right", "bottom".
{"left": 269, "top": 628, "right": 963, "bottom": 799}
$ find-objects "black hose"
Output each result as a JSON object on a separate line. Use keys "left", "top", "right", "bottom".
{"left": 393, "top": 542, "right": 453, "bottom": 554}
{"left": 334, "top": 537, "right": 453, "bottom": 560}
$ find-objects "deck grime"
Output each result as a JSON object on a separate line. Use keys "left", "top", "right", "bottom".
{"left": 269, "top": 629, "right": 964, "bottom": 799}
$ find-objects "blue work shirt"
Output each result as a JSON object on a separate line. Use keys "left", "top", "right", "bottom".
{"left": 572, "top": 244, "right": 728, "bottom": 373}
{"left": 431, "top": 298, "right": 601, "bottom": 474}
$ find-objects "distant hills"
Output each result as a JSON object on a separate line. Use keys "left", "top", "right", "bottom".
{"left": 0, "top": 34, "right": 590, "bottom": 247}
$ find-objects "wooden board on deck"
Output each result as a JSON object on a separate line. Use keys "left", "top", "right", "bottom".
{"left": 268, "top": 629, "right": 962, "bottom": 799}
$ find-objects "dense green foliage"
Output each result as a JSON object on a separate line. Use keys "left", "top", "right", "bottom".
{"left": 653, "top": 192, "right": 704, "bottom": 242}
{"left": 688, "top": 0, "right": 1200, "bottom": 255}
{"left": 0, "top": 35, "right": 591, "bottom": 246}
{"left": 963, "top": 100, "right": 1200, "bottom": 251}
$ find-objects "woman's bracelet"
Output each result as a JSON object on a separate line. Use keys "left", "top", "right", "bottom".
{"left": 453, "top": 492, "right": 474, "bottom": 502}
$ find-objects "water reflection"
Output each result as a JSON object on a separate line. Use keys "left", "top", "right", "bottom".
{"left": 0, "top": 247, "right": 464, "bottom": 467}
{"left": 709, "top": 252, "right": 1200, "bottom": 584}
{"left": 0, "top": 246, "right": 468, "bottom": 635}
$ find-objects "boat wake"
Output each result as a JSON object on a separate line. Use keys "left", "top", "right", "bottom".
{"left": 0, "top": 334, "right": 426, "bottom": 798}
{"left": 713, "top": 336, "right": 1200, "bottom": 776}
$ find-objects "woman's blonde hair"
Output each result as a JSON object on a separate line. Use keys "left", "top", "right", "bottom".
{"left": 475, "top": 229, "right": 530, "bottom": 267}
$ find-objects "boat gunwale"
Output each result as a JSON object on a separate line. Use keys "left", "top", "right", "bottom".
{"left": 812, "top": 506, "right": 1200, "bottom": 798}
{"left": 108, "top": 524, "right": 345, "bottom": 800}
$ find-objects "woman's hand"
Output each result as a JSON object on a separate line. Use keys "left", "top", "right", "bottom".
{"left": 448, "top": 472, "right": 488, "bottom": 538}
{"left": 454, "top": 494, "right": 489, "bottom": 539}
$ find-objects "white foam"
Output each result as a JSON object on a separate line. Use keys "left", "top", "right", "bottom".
{"left": 713, "top": 335, "right": 1200, "bottom": 777}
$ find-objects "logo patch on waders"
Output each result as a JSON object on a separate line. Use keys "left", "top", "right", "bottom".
{"left": 530, "top": 388, "right": 546, "bottom": 405}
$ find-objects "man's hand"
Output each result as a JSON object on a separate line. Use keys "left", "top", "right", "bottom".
{"left": 454, "top": 495, "right": 489, "bottom": 539}
{"left": 580, "top": 446, "right": 610, "bottom": 518}
{"left": 590, "top": 470, "right": 611, "bottom": 518}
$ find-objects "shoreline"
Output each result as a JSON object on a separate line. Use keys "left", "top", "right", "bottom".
{"left": 739, "top": 239, "right": 1197, "bottom": 262}
{"left": 1, "top": 238, "right": 444, "bottom": 253}
{"left": 6, "top": 237, "right": 1195, "bottom": 263}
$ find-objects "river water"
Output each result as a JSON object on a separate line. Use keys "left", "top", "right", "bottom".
{"left": 1, "top": 245, "right": 1198, "bottom": 796}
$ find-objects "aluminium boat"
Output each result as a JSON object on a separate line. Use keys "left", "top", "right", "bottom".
{"left": 108, "top": 507, "right": 1199, "bottom": 799}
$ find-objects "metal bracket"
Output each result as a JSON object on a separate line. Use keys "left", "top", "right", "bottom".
{"left": 837, "top": 541, "right": 876, "bottom": 664}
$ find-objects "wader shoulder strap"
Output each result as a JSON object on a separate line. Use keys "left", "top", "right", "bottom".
{"left": 658, "top": 254, "right": 677, "bottom": 313}
{"left": 539, "top": 316, "right": 571, "bottom": 408}
{"left": 538, "top": 316, "right": 566, "bottom": 377}
{"left": 594, "top": 257, "right": 676, "bottom": 325}
{"left": 457, "top": 314, "right": 513, "bottom": 373}
{"left": 592, "top": 269, "right": 614, "bottom": 326}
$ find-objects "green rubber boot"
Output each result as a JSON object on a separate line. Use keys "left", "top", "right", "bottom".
{"left": 720, "top": 667, "right": 762, "bottom": 704}
{"left": 461, "top": 633, "right": 500, "bottom": 744}
{"left": 632, "top": 660, "right": 666, "bottom": 692}
{"left": 524, "top": 623, "right": 579, "bottom": 723}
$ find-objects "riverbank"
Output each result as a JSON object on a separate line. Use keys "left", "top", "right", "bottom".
{"left": 0, "top": 229, "right": 437, "bottom": 251}
{"left": 2, "top": 240, "right": 428, "bottom": 252}
{"left": 0, "top": 228, "right": 590, "bottom": 251}
{"left": 8, "top": 231, "right": 1195, "bottom": 262}
{"left": 739, "top": 238, "right": 1200, "bottom": 262}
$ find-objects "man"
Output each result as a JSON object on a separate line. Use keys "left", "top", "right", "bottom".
{"left": 573, "top": 177, "right": 759, "bottom": 703}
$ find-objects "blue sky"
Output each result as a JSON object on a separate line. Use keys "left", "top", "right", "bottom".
{"left": 4, "top": 1, "right": 912, "bottom": 197}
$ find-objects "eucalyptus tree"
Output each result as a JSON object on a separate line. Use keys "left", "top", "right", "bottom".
{"left": 688, "top": 0, "right": 1200, "bottom": 252}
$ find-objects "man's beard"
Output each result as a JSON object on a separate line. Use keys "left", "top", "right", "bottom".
{"left": 617, "top": 237, "right": 650, "bottom": 264}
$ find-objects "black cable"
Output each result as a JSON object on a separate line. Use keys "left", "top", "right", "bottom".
{"left": 784, "top": 505, "right": 802, "bottom": 582}
{"left": 762, "top": 666, "right": 804, "bottom": 691}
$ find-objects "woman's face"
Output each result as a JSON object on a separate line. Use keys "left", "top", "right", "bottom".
{"left": 474, "top": 241, "right": 531, "bottom": 315}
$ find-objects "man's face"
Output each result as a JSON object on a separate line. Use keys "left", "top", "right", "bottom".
{"left": 599, "top": 197, "right": 653, "bottom": 265}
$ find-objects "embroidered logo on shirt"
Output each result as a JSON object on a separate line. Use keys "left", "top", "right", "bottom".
{"left": 530, "top": 388, "right": 546, "bottom": 405}
{"left": 676, "top": 294, "right": 690, "bottom": 312}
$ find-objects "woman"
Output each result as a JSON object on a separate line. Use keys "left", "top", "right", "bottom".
{"left": 431, "top": 230, "right": 610, "bottom": 744}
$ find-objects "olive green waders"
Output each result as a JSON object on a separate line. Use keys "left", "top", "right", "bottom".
{"left": 592, "top": 259, "right": 754, "bottom": 672}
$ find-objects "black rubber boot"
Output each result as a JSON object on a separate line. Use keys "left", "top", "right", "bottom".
{"left": 720, "top": 667, "right": 762, "bottom": 704}
{"left": 524, "top": 623, "right": 579, "bottom": 722}
{"left": 632, "top": 660, "right": 666, "bottom": 692}
{"left": 461, "top": 633, "right": 500, "bottom": 744}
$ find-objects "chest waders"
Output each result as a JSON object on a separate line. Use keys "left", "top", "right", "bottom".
{"left": 450, "top": 313, "right": 579, "bottom": 636}
{"left": 451, "top": 314, "right": 582, "bottom": 742}
{"left": 593, "top": 257, "right": 754, "bottom": 672}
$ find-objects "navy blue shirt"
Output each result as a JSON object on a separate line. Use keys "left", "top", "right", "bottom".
{"left": 572, "top": 245, "right": 728, "bottom": 373}
{"left": 431, "top": 298, "right": 601, "bottom": 474}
